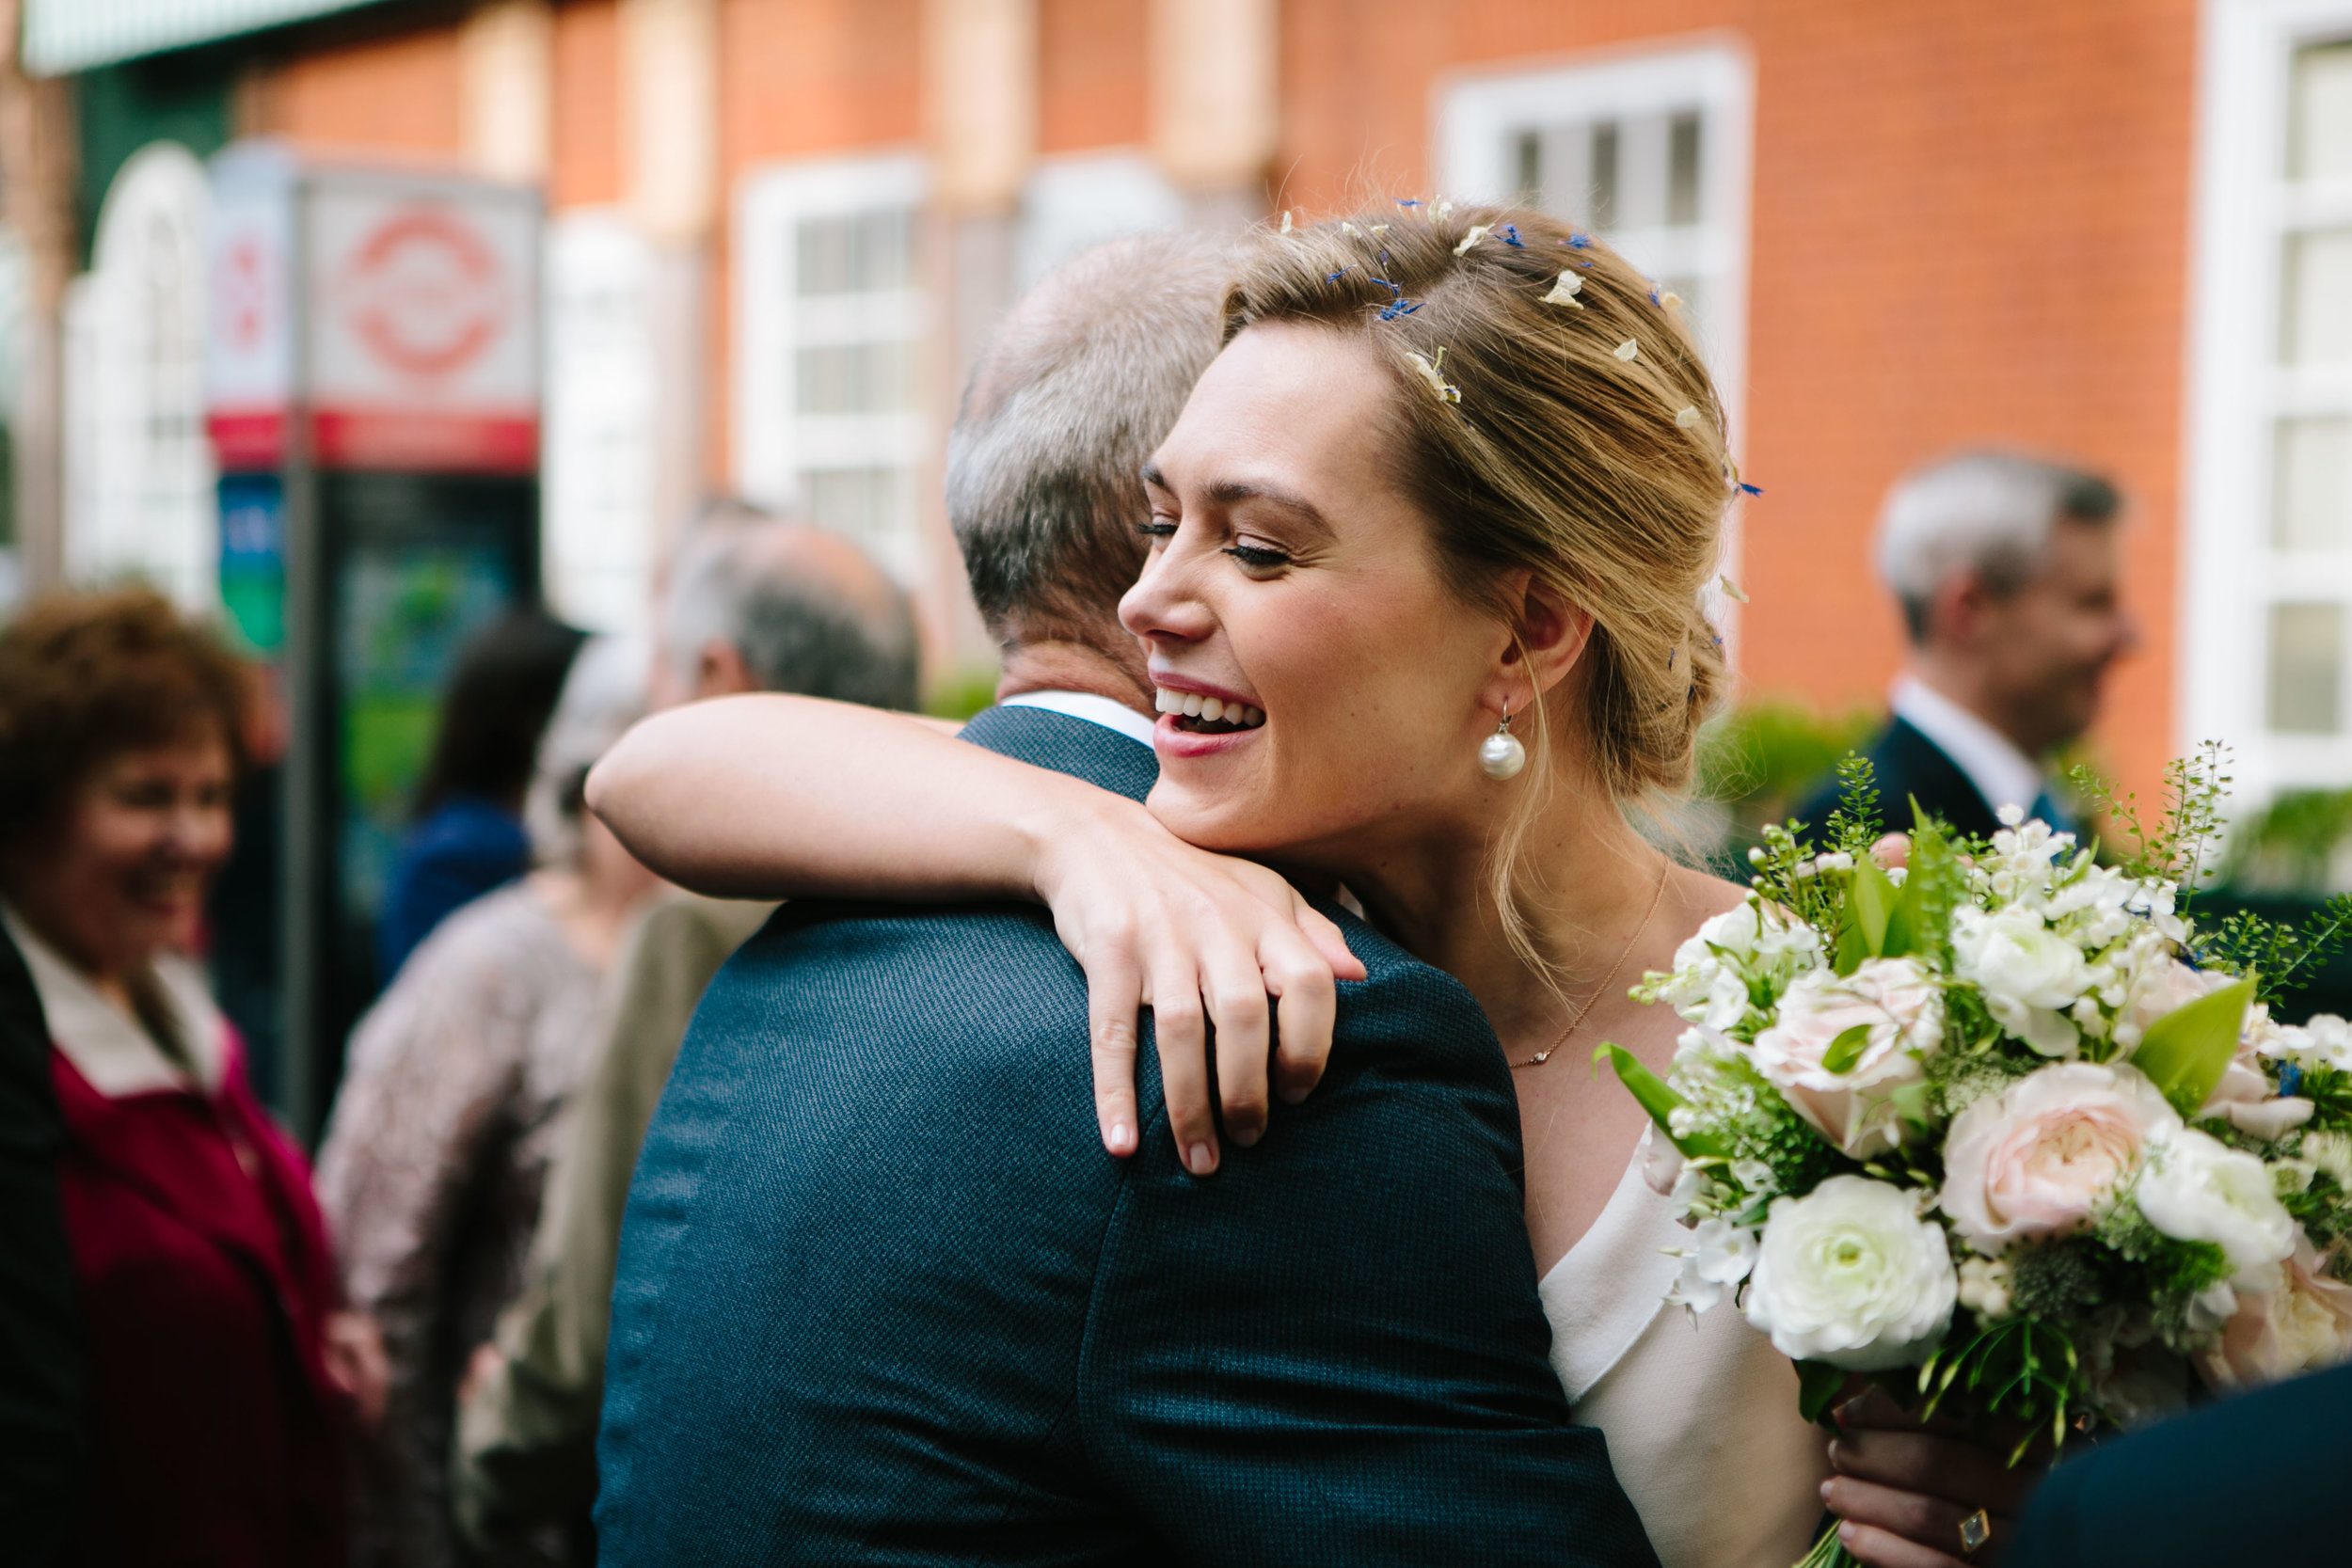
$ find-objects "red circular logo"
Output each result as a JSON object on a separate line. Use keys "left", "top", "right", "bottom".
{"left": 215, "top": 230, "right": 274, "bottom": 353}
{"left": 339, "top": 205, "right": 506, "bottom": 379}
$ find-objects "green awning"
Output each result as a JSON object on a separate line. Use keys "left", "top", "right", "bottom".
{"left": 24, "top": 0, "right": 393, "bottom": 76}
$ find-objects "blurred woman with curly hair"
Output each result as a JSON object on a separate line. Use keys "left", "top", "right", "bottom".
{"left": 0, "top": 588, "right": 383, "bottom": 1566}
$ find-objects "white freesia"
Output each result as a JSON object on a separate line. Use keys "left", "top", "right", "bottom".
{"left": 1953, "top": 905, "right": 2091, "bottom": 1055}
{"left": 1957, "top": 1256, "right": 2015, "bottom": 1320}
{"left": 1654, "top": 902, "right": 1821, "bottom": 1030}
{"left": 1745, "top": 1177, "right": 1958, "bottom": 1370}
{"left": 1750, "top": 958, "right": 1943, "bottom": 1157}
{"left": 1938, "top": 1062, "right": 2180, "bottom": 1252}
{"left": 2136, "top": 1128, "right": 2298, "bottom": 1286}
{"left": 1667, "top": 1217, "right": 1759, "bottom": 1314}
{"left": 2253, "top": 1012, "right": 2352, "bottom": 1072}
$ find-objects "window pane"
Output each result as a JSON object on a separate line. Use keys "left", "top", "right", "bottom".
{"left": 2283, "top": 229, "right": 2352, "bottom": 363}
{"left": 2276, "top": 417, "right": 2352, "bottom": 549}
{"left": 806, "top": 467, "right": 911, "bottom": 550}
{"left": 2294, "top": 41, "right": 2352, "bottom": 182}
{"left": 796, "top": 210, "right": 911, "bottom": 296}
{"left": 1667, "top": 112, "right": 1704, "bottom": 225}
{"left": 1590, "top": 121, "right": 1620, "bottom": 230}
{"left": 2271, "top": 602, "right": 2344, "bottom": 733}
{"left": 1514, "top": 130, "right": 1541, "bottom": 202}
{"left": 795, "top": 341, "right": 911, "bottom": 415}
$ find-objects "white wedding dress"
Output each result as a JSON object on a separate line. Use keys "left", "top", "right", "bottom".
{"left": 1540, "top": 1132, "right": 1833, "bottom": 1568}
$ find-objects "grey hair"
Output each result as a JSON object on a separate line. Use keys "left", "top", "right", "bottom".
{"left": 1875, "top": 450, "right": 2121, "bottom": 642}
{"left": 525, "top": 633, "right": 650, "bottom": 865}
{"left": 947, "top": 230, "right": 1232, "bottom": 645}
{"left": 660, "top": 513, "right": 920, "bottom": 710}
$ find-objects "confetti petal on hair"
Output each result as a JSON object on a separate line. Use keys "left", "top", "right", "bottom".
{"left": 1649, "top": 282, "right": 1663, "bottom": 307}
{"left": 1739, "top": 483, "right": 1765, "bottom": 497}
{"left": 1613, "top": 339, "right": 1640, "bottom": 362}
{"left": 1369, "top": 224, "right": 1389, "bottom": 235}
{"left": 1674, "top": 404, "right": 1700, "bottom": 428}
{"left": 1499, "top": 224, "right": 1525, "bottom": 247}
{"left": 1370, "top": 275, "right": 1403, "bottom": 297}
{"left": 1280, "top": 210, "right": 1295, "bottom": 234}
{"left": 1453, "top": 224, "right": 1492, "bottom": 255}
{"left": 1567, "top": 230, "right": 1594, "bottom": 249}
{"left": 1661, "top": 291, "right": 1684, "bottom": 309}
{"left": 1406, "top": 349, "right": 1461, "bottom": 405}
{"left": 1667, "top": 646, "right": 1677, "bottom": 670}
{"left": 1327, "top": 270, "right": 1348, "bottom": 283}
{"left": 1377, "top": 298, "right": 1423, "bottom": 320}
{"left": 1431, "top": 198, "right": 1454, "bottom": 218}
{"left": 1718, "top": 574, "right": 1749, "bottom": 604}
{"left": 1396, "top": 198, "right": 1422, "bottom": 208}
{"left": 1542, "top": 272, "right": 1585, "bottom": 309}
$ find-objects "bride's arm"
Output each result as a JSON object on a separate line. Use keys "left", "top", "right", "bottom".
{"left": 585, "top": 695, "right": 1363, "bottom": 1171}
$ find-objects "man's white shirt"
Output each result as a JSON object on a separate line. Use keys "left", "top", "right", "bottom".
{"left": 1889, "top": 674, "right": 2044, "bottom": 819}
{"left": 998, "top": 689, "right": 1158, "bottom": 748}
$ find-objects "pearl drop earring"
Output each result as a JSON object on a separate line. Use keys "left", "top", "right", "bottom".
{"left": 1478, "top": 710, "right": 1527, "bottom": 780}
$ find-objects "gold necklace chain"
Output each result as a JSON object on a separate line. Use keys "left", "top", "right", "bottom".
{"left": 1510, "top": 857, "right": 1672, "bottom": 1070}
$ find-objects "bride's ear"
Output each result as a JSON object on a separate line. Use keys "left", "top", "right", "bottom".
{"left": 1485, "top": 571, "right": 1595, "bottom": 712}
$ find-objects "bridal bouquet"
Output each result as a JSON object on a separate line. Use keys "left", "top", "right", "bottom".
{"left": 1609, "top": 749, "right": 2352, "bottom": 1560}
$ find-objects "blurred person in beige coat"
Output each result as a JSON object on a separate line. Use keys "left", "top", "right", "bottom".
{"left": 450, "top": 504, "right": 920, "bottom": 1560}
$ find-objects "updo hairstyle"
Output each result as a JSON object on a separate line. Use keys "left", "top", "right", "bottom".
{"left": 1222, "top": 204, "right": 1736, "bottom": 961}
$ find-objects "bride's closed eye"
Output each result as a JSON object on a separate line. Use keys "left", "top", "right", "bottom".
{"left": 1223, "top": 540, "right": 1291, "bottom": 573}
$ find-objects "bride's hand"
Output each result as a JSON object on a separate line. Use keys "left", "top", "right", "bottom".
{"left": 1821, "top": 1386, "right": 2041, "bottom": 1567}
{"left": 1030, "top": 794, "right": 1366, "bottom": 1176}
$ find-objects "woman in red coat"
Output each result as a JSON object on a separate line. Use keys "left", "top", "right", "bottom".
{"left": 0, "top": 590, "right": 383, "bottom": 1566}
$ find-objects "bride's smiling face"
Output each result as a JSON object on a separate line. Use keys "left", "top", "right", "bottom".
{"left": 1120, "top": 320, "right": 1518, "bottom": 866}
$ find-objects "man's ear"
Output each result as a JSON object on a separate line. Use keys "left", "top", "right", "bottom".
{"left": 1928, "top": 570, "right": 1995, "bottom": 652}
{"left": 1482, "top": 571, "right": 1596, "bottom": 717}
{"left": 694, "top": 640, "right": 757, "bottom": 699}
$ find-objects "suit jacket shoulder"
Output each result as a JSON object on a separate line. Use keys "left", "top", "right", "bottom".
{"left": 1793, "top": 718, "right": 2000, "bottom": 843}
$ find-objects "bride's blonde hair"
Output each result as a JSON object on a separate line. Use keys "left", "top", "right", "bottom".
{"left": 1222, "top": 204, "right": 1733, "bottom": 968}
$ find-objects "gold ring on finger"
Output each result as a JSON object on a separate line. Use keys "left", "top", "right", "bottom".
{"left": 1957, "top": 1509, "right": 1992, "bottom": 1557}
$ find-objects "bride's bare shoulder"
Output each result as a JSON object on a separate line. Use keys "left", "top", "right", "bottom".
{"left": 1669, "top": 863, "right": 1751, "bottom": 927}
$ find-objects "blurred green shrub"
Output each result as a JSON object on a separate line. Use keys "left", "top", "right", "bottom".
{"left": 2224, "top": 787, "right": 2352, "bottom": 895}
{"left": 1697, "top": 698, "right": 1878, "bottom": 849}
{"left": 923, "top": 663, "right": 1001, "bottom": 722}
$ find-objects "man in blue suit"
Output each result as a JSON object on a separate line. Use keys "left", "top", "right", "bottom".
{"left": 1796, "top": 451, "right": 2135, "bottom": 842}
{"left": 593, "top": 234, "right": 1657, "bottom": 1564}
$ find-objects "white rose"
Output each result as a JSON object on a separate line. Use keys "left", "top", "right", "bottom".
{"left": 1938, "top": 1062, "right": 2181, "bottom": 1253}
{"left": 1666, "top": 1217, "right": 1759, "bottom": 1314}
{"left": 1745, "top": 1176, "right": 1958, "bottom": 1370}
{"left": 2136, "top": 1127, "right": 2298, "bottom": 1286}
{"left": 1751, "top": 958, "right": 1943, "bottom": 1157}
{"left": 1953, "top": 906, "right": 2092, "bottom": 1056}
{"left": 2198, "top": 1239, "right": 2352, "bottom": 1389}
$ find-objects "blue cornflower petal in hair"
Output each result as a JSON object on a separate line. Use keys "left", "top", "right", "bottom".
{"left": 1327, "top": 268, "right": 1348, "bottom": 282}
{"left": 1567, "top": 230, "right": 1594, "bottom": 249}
{"left": 1740, "top": 483, "right": 1764, "bottom": 497}
{"left": 1668, "top": 646, "right": 1677, "bottom": 671}
{"left": 1369, "top": 276, "right": 1403, "bottom": 297}
{"left": 1500, "top": 224, "right": 1525, "bottom": 247}
{"left": 1378, "top": 299, "right": 1423, "bottom": 320}
{"left": 1397, "top": 198, "right": 1422, "bottom": 208}
{"left": 1649, "top": 282, "right": 1663, "bottom": 307}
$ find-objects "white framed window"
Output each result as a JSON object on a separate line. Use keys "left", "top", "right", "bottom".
{"left": 2186, "top": 2, "right": 2352, "bottom": 803}
{"left": 543, "top": 209, "right": 659, "bottom": 633}
{"left": 734, "top": 152, "right": 930, "bottom": 584}
{"left": 1436, "top": 40, "right": 1755, "bottom": 628}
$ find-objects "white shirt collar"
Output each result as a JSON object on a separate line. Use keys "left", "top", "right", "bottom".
{"left": 1889, "top": 674, "right": 2045, "bottom": 819}
{"left": 2, "top": 906, "right": 225, "bottom": 1097}
{"left": 996, "top": 689, "right": 1158, "bottom": 748}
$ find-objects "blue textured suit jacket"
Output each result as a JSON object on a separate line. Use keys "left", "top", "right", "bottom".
{"left": 1794, "top": 717, "right": 2004, "bottom": 844}
{"left": 596, "top": 705, "right": 1658, "bottom": 1566}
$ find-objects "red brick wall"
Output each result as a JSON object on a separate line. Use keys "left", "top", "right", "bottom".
{"left": 550, "top": 0, "right": 620, "bottom": 210}
{"left": 1278, "top": 0, "right": 2197, "bottom": 798}
{"left": 1040, "top": 0, "right": 1147, "bottom": 152}
{"left": 250, "top": 21, "right": 464, "bottom": 157}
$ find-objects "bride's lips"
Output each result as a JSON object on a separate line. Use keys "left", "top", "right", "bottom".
{"left": 1150, "top": 672, "right": 1265, "bottom": 759}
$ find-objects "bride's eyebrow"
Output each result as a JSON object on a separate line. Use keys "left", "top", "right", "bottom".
{"left": 1204, "top": 479, "right": 1334, "bottom": 539}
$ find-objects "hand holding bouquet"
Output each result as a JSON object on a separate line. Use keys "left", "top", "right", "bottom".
{"left": 1608, "top": 751, "right": 2352, "bottom": 1566}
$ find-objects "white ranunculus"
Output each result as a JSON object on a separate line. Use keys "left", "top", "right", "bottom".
{"left": 1751, "top": 958, "right": 1943, "bottom": 1157}
{"left": 1953, "top": 906, "right": 2092, "bottom": 1056}
{"left": 1744, "top": 1176, "right": 1958, "bottom": 1370}
{"left": 2137, "top": 1128, "right": 2298, "bottom": 1286}
{"left": 1666, "top": 1217, "right": 1759, "bottom": 1314}
{"left": 1937, "top": 1062, "right": 2181, "bottom": 1253}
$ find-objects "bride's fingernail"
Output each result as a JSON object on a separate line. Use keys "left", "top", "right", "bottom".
{"left": 1186, "top": 1142, "right": 1215, "bottom": 1175}
{"left": 1106, "top": 1122, "right": 1136, "bottom": 1155}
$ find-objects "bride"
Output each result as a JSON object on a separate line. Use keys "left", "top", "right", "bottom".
{"left": 591, "top": 207, "right": 2025, "bottom": 1568}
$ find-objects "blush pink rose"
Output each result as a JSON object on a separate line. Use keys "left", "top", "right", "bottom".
{"left": 1938, "top": 1062, "right": 2181, "bottom": 1253}
{"left": 1751, "top": 958, "right": 1944, "bottom": 1158}
{"left": 2198, "top": 1239, "right": 2352, "bottom": 1390}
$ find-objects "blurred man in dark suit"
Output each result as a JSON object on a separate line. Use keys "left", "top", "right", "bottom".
{"left": 1798, "top": 451, "right": 2137, "bottom": 841}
